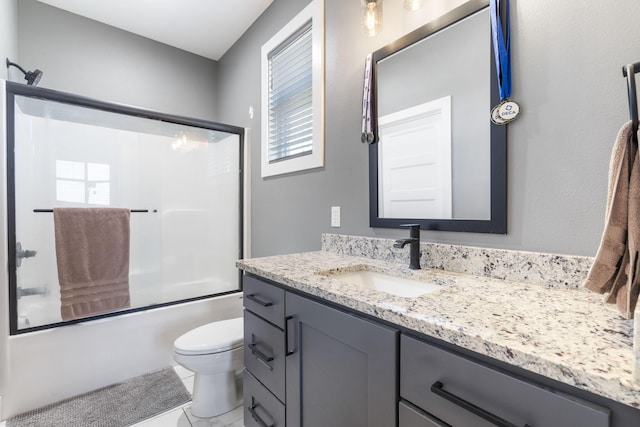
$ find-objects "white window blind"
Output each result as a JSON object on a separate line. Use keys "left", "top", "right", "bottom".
{"left": 260, "top": 0, "right": 324, "bottom": 177}
{"left": 267, "top": 22, "right": 313, "bottom": 163}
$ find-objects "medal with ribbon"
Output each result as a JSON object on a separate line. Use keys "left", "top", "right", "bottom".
{"left": 361, "top": 53, "right": 377, "bottom": 144}
{"left": 490, "top": 0, "right": 520, "bottom": 125}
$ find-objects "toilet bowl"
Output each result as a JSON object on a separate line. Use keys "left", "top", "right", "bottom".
{"left": 173, "top": 317, "right": 244, "bottom": 418}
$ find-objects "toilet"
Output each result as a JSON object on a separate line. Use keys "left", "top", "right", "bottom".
{"left": 173, "top": 317, "right": 244, "bottom": 418}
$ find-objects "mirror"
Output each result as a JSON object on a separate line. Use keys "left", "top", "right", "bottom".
{"left": 369, "top": 0, "right": 506, "bottom": 233}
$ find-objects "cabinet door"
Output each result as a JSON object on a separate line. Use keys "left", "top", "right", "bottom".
{"left": 285, "top": 292, "right": 398, "bottom": 427}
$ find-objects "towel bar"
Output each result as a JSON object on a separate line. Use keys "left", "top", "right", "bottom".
{"left": 33, "top": 209, "right": 152, "bottom": 213}
{"left": 623, "top": 61, "right": 640, "bottom": 144}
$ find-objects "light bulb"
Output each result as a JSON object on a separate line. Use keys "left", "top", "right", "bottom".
{"left": 404, "top": 0, "right": 422, "bottom": 11}
{"left": 366, "top": 4, "right": 377, "bottom": 33}
{"left": 362, "top": 0, "right": 382, "bottom": 37}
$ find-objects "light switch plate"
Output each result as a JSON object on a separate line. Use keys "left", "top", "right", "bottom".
{"left": 331, "top": 206, "right": 341, "bottom": 227}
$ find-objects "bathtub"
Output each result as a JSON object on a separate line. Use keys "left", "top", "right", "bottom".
{"left": 2, "top": 291, "right": 243, "bottom": 419}
{"left": 15, "top": 273, "right": 239, "bottom": 331}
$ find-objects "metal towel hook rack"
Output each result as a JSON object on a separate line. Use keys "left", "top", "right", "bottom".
{"left": 623, "top": 61, "right": 640, "bottom": 144}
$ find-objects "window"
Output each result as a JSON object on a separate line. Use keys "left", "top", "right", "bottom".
{"left": 261, "top": 0, "right": 324, "bottom": 177}
{"left": 56, "top": 160, "right": 111, "bottom": 205}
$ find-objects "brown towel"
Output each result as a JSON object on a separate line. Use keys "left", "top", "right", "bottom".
{"left": 54, "top": 208, "right": 131, "bottom": 321}
{"left": 584, "top": 121, "right": 640, "bottom": 319}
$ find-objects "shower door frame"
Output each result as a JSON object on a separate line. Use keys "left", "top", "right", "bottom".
{"left": 5, "top": 81, "right": 245, "bottom": 335}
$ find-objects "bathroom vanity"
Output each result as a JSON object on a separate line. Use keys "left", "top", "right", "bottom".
{"left": 244, "top": 274, "right": 396, "bottom": 427}
{"left": 239, "top": 235, "right": 640, "bottom": 426}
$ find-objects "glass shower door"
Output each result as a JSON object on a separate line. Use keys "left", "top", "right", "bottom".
{"left": 8, "top": 86, "right": 243, "bottom": 333}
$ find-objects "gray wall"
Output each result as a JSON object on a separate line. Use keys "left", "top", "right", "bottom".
{"left": 0, "top": 0, "right": 18, "bottom": 80}
{"left": 16, "top": 0, "right": 219, "bottom": 120}
{"left": 218, "top": 0, "right": 640, "bottom": 257}
{"left": 12, "top": 0, "right": 640, "bottom": 258}
{"left": 218, "top": 0, "right": 376, "bottom": 257}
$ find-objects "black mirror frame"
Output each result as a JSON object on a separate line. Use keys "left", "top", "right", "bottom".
{"left": 368, "top": 0, "right": 507, "bottom": 234}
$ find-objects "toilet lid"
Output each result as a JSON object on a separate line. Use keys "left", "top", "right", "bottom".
{"left": 174, "top": 317, "right": 244, "bottom": 355}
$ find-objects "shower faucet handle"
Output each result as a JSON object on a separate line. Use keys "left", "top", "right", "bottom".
{"left": 16, "top": 242, "right": 37, "bottom": 267}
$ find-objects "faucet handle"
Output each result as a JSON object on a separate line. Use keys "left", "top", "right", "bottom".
{"left": 399, "top": 224, "right": 421, "bottom": 238}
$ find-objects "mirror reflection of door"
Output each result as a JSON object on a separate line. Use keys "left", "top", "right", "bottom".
{"left": 378, "top": 96, "right": 452, "bottom": 219}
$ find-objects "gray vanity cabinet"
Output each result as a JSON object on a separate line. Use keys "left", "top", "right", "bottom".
{"left": 242, "top": 272, "right": 627, "bottom": 427}
{"left": 400, "top": 334, "right": 610, "bottom": 427}
{"left": 285, "top": 292, "right": 398, "bottom": 427}
{"left": 243, "top": 275, "right": 287, "bottom": 427}
{"left": 243, "top": 274, "right": 398, "bottom": 427}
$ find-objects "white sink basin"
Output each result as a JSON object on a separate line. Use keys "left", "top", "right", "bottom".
{"left": 329, "top": 270, "right": 441, "bottom": 298}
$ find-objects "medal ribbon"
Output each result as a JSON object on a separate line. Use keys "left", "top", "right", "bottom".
{"left": 361, "top": 53, "right": 375, "bottom": 144}
{"left": 490, "top": 0, "right": 511, "bottom": 101}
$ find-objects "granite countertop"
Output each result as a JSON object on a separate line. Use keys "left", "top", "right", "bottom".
{"left": 236, "top": 250, "right": 639, "bottom": 409}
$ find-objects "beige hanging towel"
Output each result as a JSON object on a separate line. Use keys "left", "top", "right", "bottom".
{"left": 584, "top": 121, "right": 640, "bottom": 319}
{"left": 54, "top": 208, "right": 131, "bottom": 321}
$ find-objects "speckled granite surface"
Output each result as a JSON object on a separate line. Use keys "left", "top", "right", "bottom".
{"left": 322, "top": 234, "right": 595, "bottom": 290}
{"left": 237, "top": 236, "right": 640, "bottom": 409}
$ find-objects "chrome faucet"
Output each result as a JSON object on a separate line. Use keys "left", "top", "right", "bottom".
{"left": 393, "top": 224, "right": 421, "bottom": 270}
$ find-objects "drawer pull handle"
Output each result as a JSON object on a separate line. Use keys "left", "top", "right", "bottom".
{"left": 246, "top": 293, "right": 273, "bottom": 307}
{"left": 285, "top": 315, "right": 295, "bottom": 356}
{"left": 431, "top": 381, "right": 529, "bottom": 427}
{"left": 248, "top": 343, "right": 274, "bottom": 370}
{"left": 249, "top": 402, "right": 274, "bottom": 427}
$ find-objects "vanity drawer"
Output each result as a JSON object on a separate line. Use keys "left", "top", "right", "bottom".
{"left": 399, "top": 401, "right": 449, "bottom": 427}
{"left": 401, "top": 335, "right": 610, "bottom": 427}
{"left": 244, "top": 274, "right": 285, "bottom": 328}
{"left": 244, "top": 309, "right": 286, "bottom": 402}
{"left": 244, "top": 369, "right": 285, "bottom": 427}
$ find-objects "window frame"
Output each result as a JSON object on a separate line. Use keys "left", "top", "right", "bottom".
{"left": 260, "top": 0, "right": 324, "bottom": 177}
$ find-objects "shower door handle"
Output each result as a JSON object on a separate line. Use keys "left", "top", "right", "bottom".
{"left": 16, "top": 242, "right": 37, "bottom": 267}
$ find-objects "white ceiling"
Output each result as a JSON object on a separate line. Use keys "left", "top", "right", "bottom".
{"left": 36, "top": 0, "right": 274, "bottom": 61}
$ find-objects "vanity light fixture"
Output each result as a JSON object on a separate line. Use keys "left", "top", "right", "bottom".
{"left": 6, "top": 58, "right": 43, "bottom": 86}
{"left": 404, "top": 0, "right": 423, "bottom": 11}
{"left": 362, "top": 0, "right": 382, "bottom": 37}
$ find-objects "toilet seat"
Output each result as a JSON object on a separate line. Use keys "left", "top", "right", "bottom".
{"left": 174, "top": 317, "right": 243, "bottom": 356}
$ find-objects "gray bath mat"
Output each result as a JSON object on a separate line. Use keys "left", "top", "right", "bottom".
{"left": 7, "top": 367, "right": 191, "bottom": 427}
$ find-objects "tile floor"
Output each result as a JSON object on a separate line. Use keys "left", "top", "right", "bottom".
{"left": 0, "top": 365, "right": 244, "bottom": 427}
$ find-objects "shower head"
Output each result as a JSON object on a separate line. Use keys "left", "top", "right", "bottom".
{"left": 6, "top": 58, "right": 43, "bottom": 86}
